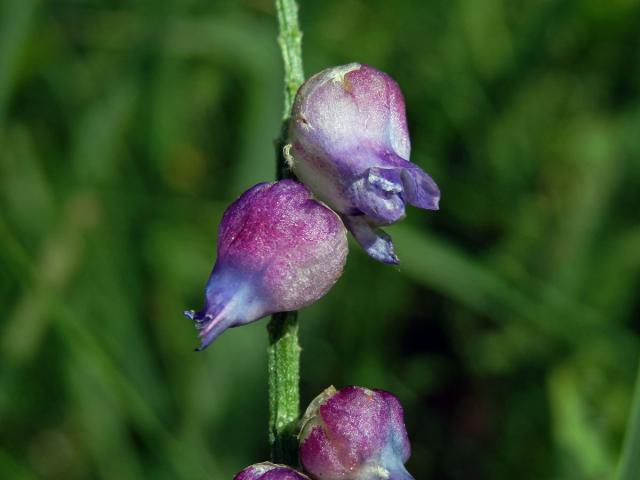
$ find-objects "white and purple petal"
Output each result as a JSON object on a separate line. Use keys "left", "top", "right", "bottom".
{"left": 299, "top": 386, "right": 415, "bottom": 480}
{"left": 288, "top": 63, "right": 440, "bottom": 264}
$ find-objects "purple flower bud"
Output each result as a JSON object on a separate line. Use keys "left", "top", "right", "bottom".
{"left": 299, "top": 386, "right": 414, "bottom": 480}
{"left": 287, "top": 63, "right": 440, "bottom": 264}
{"left": 234, "top": 462, "right": 310, "bottom": 480}
{"left": 184, "top": 180, "right": 348, "bottom": 350}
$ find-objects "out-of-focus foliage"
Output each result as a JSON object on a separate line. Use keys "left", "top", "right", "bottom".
{"left": 0, "top": 0, "right": 639, "bottom": 479}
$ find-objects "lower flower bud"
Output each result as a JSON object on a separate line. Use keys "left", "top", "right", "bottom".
{"left": 299, "top": 386, "right": 414, "bottom": 480}
{"left": 234, "top": 462, "right": 310, "bottom": 480}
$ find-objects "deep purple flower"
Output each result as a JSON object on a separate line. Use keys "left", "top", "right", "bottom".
{"left": 184, "top": 180, "right": 348, "bottom": 350}
{"left": 299, "top": 386, "right": 414, "bottom": 480}
{"left": 287, "top": 63, "right": 440, "bottom": 264}
{"left": 234, "top": 462, "right": 311, "bottom": 480}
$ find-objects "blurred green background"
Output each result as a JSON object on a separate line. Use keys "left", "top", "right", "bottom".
{"left": 1, "top": 0, "right": 639, "bottom": 478}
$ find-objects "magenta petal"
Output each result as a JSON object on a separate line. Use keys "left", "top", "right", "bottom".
{"left": 234, "top": 463, "right": 310, "bottom": 480}
{"left": 342, "top": 216, "right": 399, "bottom": 265}
{"left": 299, "top": 386, "right": 414, "bottom": 480}
{"left": 261, "top": 470, "right": 308, "bottom": 480}
{"left": 319, "top": 386, "right": 390, "bottom": 462}
{"left": 298, "top": 426, "right": 347, "bottom": 478}
{"left": 185, "top": 180, "right": 347, "bottom": 350}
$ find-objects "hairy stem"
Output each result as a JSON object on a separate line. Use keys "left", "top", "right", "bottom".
{"left": 616, "top": 357, "right": 640, "bottom": 480}
{"left": 267, "top": 312, "right": 300, "bottom": 465}
{"left": 268, "top": 0, "right": 304, "bottom": 465}
{"left": 276, "top": 0, "right": 304, "bottom": 120}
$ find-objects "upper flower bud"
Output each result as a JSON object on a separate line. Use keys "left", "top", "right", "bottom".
{"left": 234, "top": 462, "right": 311, "bottom": 480}
{"left": 299, "top": 386, "right": 414, "bottom": 480}
{"left": 184, "top": 180, "right": 348, "bottom": 350}
{"left": 287, "top": 63, "right": 440, "bottom": 264}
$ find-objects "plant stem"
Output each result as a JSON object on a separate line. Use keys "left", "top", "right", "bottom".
{"left": 267, "top": 312, "right": 300, "bottom": 465}
{"left": 268, "top": 0, "right": 304, "bottom": 465}
{"left": 616, "top": 356, "right": 640, "bottom": 480}
{"left": 276, "top": 0, "right": 304, "bottom": 120}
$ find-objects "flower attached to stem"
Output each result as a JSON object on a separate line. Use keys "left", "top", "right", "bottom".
{"left": 185, "top": 180, "right": 348, "bottom": 350}
{"left": 287, "top": 63, "right": 440, "bottom": 264}
{"left": 299, "top": 386, "right": 414, "bottom": 480}
{"left": 234, "top": 462, "right": 310, "bottom": 480}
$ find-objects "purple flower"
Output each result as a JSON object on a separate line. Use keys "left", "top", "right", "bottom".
{"left": 234, "top": 462, "right": 310, "bottom": 480}
{"left": 299, "top": 386, "right": 414, "bottom": 480}
{"left": 184, "top": 180, "right": 348, "bottom": 350}
{"left": 287, "top": 63, "right": 440, "bottom": 264}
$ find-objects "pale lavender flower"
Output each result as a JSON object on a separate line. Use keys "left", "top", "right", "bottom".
{"left": 184, "top": 180, "right": 348, "bottom": 350}
{"left": 287, "top": 63, "right": 439, "bottom": 264}
{"left": 234, "top": 462, "right": 310, "bottom": 480}
{"left": 299, "top": 386, "right": 414, "bottom": 480}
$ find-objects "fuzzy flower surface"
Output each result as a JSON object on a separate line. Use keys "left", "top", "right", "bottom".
{"left": 184, "top": 180, "right": 348, "bottom": 350}
{"left": 287, "top": 63, "right": 440, "bottom": 264}
{"left": 234, "top": 462, "right": 310, "bottom": 480}
{"left": 299, "top": 386, "right": 414, "bottom": 480}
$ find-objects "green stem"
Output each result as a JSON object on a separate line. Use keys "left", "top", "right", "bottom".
{"left": 276, "top": 0, "right": 304, "bottom": 120}
{"left": 268, "top": 0, "right": 304, "bottom": 465}
{"left": 616, "top": 356, "right": 640, "bottom": 480}
{"left": 267, "top": 312, "right": 300, "bottom": 465}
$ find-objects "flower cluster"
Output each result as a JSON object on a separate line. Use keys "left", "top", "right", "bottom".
{"left": 186, "top": 63, "right": 439, "bottom": 347}
{"left": 185, "top": 64, "right": 435, "bottom": 479}
{"left": 234, "top": 386, "right": 414, "bottom": 480}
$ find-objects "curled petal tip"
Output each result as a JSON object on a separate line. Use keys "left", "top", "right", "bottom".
{"left": 377, "top": 240, "right": 400, "bottom": 265}
{"left": 399, "top": 165, "right": 440, "bottom": 211}
{"left": 386, "top": 253, "right": 400, "bottom": 265}
{"left": 344, "top": 216, "right": 400, "bottom": 265}
{"left": 187, "top": 302, "right": 237, "bottom": 351}
{"left": 194, "top": 312, "right": 230, "bottom": 351}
